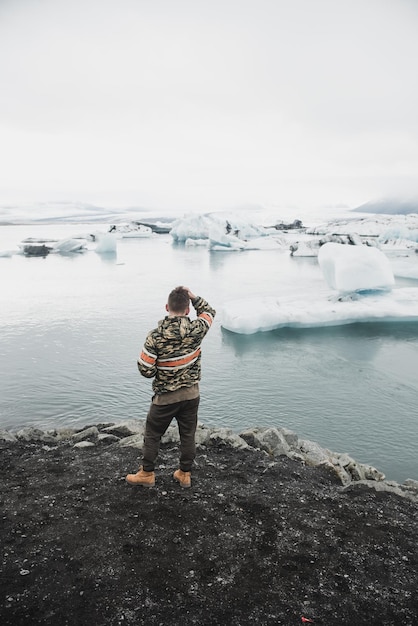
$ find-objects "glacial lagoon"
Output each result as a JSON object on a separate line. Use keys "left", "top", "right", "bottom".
{"left": 1, "top": 223, "right": 418, "bottom": 483}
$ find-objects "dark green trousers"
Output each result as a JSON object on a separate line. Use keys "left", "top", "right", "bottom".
{"left": 142, "top": 397, "right": 200, "bottom": 472}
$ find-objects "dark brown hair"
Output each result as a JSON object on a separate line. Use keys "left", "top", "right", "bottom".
{"left": 167, "top": 286, "right": 190, "bottom": 314}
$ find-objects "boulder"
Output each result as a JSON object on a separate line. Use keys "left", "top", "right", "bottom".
{"left": 195, "top": 424, "right": 211, "bottom": 446}
{"left": 73, "top": 441, "right": 96, "bottom": 449}
{"left": 0, "top": 430, "right": 17, "bottom": 442}
{"left": 240, "top": 427, "right": 291, "bottom": 457}
{"left": 71, "top": 426, "right": 99, "bottom": 444}
{"left": 102, "top": 420, "right": 144, "bottom": 438}
{"left": 16, "top": 427, "right": 56, "bottom": 443}
{"left": 208, "top": 428, "right": 250, "bottom": 449}
{"left": 97, "top": 433, "right": 120, "bottom": 445}
{"left": 297, "top": 439, "right": 331, "bottom": 466}
{"left": 118, "top": 434, "right": 144, "bottom": 449}
{"left": 162, "top": 424, "right": 180, "bottom": 444}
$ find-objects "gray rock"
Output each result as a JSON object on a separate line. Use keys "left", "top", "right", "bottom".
{"left": 240, "top": 427, "right": 295, "bottom": 456}
{"left": 321, "top": 460, "right": 352, "bottom": 486}
{"left": 239, "top": 427, "right": 268, "bottom": 448}
{"left": 209, "top": 429, "right": 249, "bottom": 449}
{"left": 118, "top": 434, "right": 144, "bottom": 449}
{"left": 298, "top": 439, "right": 331, "bottom": 466}
{"left": 73, "top": 441, "right": 96, "bottom": 449}
{"left": 195, "top": 424, "right": 211, "bottom": 446}
{"left": 256, "top": 428, "right": 291, "bottom": 457}
{"left": 97, "top": 433, "right": 120, "bottom": 445}
{"left": 53, "top": 428, "right": 76, "bottom": 441}
{"left": 345, "top": 479, "right": 418, "bottom": 504}
{"left": 403, "top": 478, "right": 418, "bottom": 491}
{"left": 102, "top": 420, "right": 144, "bottom": 438}
{"left": 162, "top": 424, "right": 180, "bottom": 444}
{"left": 332, "top": 453, "right": 385, "bottom": 482}
{"left": 278, "top": 427, "right": 299, "bottom": 449}
{"left": 71, "top": 426, "right": 99, "bottom": 443}
{"left": 0, "top": 430, "right": 17, "bottom": 442}
{"left": 16, "top": 427, "right": 56, "bottom": 443}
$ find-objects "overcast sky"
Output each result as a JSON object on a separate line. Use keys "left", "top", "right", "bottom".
{"left": 0, "top": 0, "right": 417, "bottom": 213}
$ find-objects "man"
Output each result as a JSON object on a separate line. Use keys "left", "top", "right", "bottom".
{"left": 126, "top": 286, "right": 215, "bottom": 489}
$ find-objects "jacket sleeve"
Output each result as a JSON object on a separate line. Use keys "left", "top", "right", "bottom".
{"left": 189, "top": 296, "right": 216, "bottom": 339}
{"left": 137, "top": 332, "right": 157, "bottom": 378}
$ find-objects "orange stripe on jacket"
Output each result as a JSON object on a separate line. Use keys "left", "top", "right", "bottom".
{"left": 139, "top": 350, "right": 157, "bottom": 367}
{"left": 157, "top": 347, "right": 201, "bottom": 370}
{"left": 198, "top": 312, "right": 213, "bottom": 327}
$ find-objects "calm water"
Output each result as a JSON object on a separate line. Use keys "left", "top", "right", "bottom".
{"left": 1, "top": 224, "right": 418, "bottom": 483}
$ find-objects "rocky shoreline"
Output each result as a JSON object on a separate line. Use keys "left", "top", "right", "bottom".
{"left": 2, "top": 420, "right": 417, "bottom": 500}
{"left": 1, "top": 421, "right": 418, "bottom": 625}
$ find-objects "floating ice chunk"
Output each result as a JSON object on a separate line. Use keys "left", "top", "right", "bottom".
{"left": 95, "top": 233, "right": 117, "bottom": 254}
{"left": 170, "top": 212, "right": 269, "bottom": 242}
{"left": 110, "top": 223, "right": 152, "bottom": 238}
{"left": 290, "top": 233, "right": 377, "bottom": 258}
{"left": 221, "top": 289, "right": 418, "bottom": 334}
{"left": 318, "top": 242, "right": 394, "bottom": 293}
{"left": 208, "top": 226, "right": 247, "bottom": 251}
{"left": 171, "top": 214, "right": 212, "bottom": 242}
{"left": 52, "top": 238, "right": 87, "bottom": 254}
{"left": 309, "top": 213, "right": 418, "bottom": 238}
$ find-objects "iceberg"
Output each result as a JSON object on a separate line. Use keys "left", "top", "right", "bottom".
{"left": 170, "top": 212, "right": 273, "bottom": 243}
{"left": 221, "top": 289, "right": 418, "bottom": 334}
{"left": 289, "top": 233, "right": 374, "bottom": 257}
{"left": 52, "top": 238, "right": 87, "bottom": 254}
{"left": 309, "top": 213, "right": 418, "bottom": 243}
{"left": 318, "top": 242, "right": 395, "bottom": 293}
{"left": 95, "top": 233, "right": 117, "bottom": 254}
{"left": 208, "top": 224, "right": 286, "bottom": 252}
{"left": 108, "top": 223, "right": 152, "bottom": 238}
{"left": 221, "top": 243, "right": 417, "bottom": 335}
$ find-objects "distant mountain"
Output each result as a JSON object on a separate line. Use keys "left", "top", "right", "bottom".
{"left": 0, "top": 201, "right": 157, "bottom": 224}
{"left": 353, "top": 198, "right": 418, "bottom": 215}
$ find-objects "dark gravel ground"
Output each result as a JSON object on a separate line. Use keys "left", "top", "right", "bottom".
{"left": 1, "top": 439, "right": 417, "bottom": 626}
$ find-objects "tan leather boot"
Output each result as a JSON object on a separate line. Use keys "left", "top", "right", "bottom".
{"left": 126, "top": 466, "right": 155, "bottom": 487}
{"left": 173, "top": 469, "right": 191, "bottom": 488}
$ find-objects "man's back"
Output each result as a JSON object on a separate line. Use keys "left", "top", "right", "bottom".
{"left": 138, "top": 294, "right": 215, "bottom": 394}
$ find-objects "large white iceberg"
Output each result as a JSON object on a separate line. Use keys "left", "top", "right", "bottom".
{"left": 221, "top": 242, "right": 418, "bottom": 334}
{"left": 170, "top": 213, "right": 273, "bottom": 243}
{"left": 318, "top": 242, "right": 395, "bottom": 293}
{"left": 221, "top": 289, "right": 418, "bottom": 334}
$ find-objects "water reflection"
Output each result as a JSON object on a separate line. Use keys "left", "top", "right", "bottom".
{"left": 222, "top": 322, "right": 418, "bottom": 363}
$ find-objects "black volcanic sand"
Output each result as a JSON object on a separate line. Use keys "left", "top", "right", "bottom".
{"left": 1, "top": 440, "right": 417, "bottom": 625}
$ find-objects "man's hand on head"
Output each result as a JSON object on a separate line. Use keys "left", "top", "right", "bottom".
{"left": 183, "top": 287, "right": 196, "bottom": 301}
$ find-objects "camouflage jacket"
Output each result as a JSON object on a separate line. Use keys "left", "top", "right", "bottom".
{"left": 137, "top": 296, "right": 216, "bottom": 394}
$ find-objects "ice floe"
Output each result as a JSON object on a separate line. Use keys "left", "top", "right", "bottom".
{"left": 222, "top": 242, "right": 418, "bottom": 334}
{"left": 221, "top": 289, "right": 418, "bottom": 334}
{"left": 108, "top": 223, "right": 153, "bottom": 238}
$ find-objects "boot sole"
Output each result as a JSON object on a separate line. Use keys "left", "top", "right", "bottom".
{"left": 174, "top": 478, "right": 191, "bottom": 488}
{"left": 125, "top": 478, "right": 155, "bottom": 487}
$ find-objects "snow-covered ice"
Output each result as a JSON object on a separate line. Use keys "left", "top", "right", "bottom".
{"left": 51, "top": 238, "right": 87, "bottom": 254}
{"left": 221, "top": 241, "right": 417, "bottom": 335}
{"left": 109, "top": 223, "right": 153, "bottom": 238}
{"left": 318, "top": 242, "right": 395, "bottom": 293}
{"left": 308, "top": 213, "right": 418, "bottom": 242}
{"left": 221, "top": 289, "right": 418, "bottom": 334}
{"left": 170, "top": 213, "right": 274, "bottom": 243}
